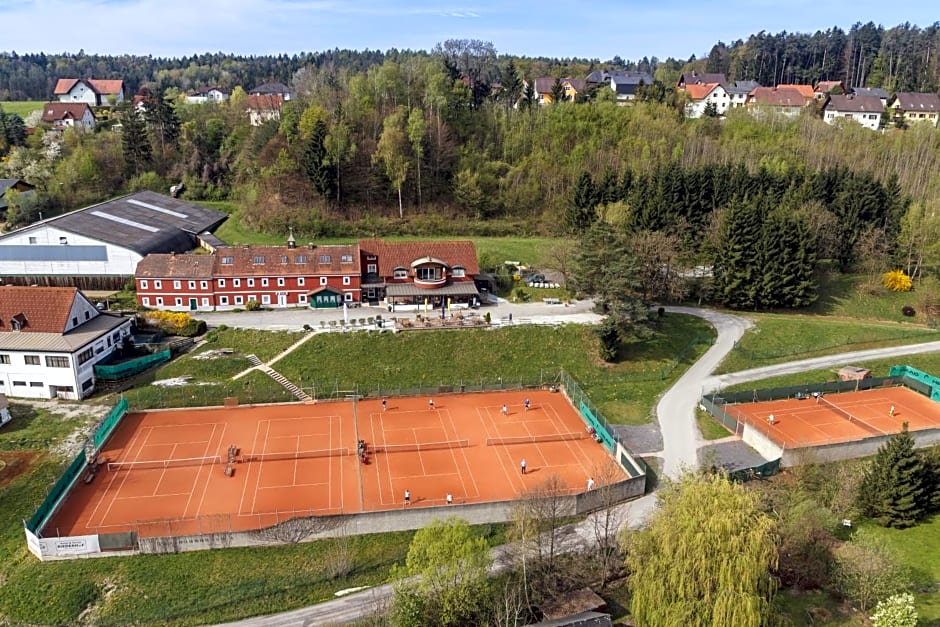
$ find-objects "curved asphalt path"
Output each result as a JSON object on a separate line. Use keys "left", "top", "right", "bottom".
{"left": 215, "top": 308, "right": 940, "bottom": 626}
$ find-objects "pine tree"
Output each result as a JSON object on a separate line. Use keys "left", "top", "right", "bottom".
{"left": 858, "top": 423, "right": 926, "bottom": 528}
{"left": 714, "top": 200, "right": 764, "bottom": 309}
{"left": 302, "top": 118, "right": 335, "bottom": 200}
{"left": 499, "top": 59, "right": 522, "bottom": 109}
{"left": 121, "top": 108, "right": 153, "bottom": 179}
{"left": 565, "top": 171, "right": 597, "bottom": 233}
{"left": 549, "top": 78, "right": 564, "bottom": 104}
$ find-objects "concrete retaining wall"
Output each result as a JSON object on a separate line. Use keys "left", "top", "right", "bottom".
{"left": 741, "top": 422, "right": 785, "bottom": 461}
{"left": 782, "top": 427, "right": 940, "bottom": 466}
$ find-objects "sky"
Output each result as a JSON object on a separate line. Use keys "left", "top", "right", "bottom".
{"left": 1, "top": 0, "right": 938, "bottom": 61}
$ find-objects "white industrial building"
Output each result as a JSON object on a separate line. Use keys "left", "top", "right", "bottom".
{"left": 0, "top": 286, "right": 132, "bottom": 400}
{"left": 0, "top": 191, "right": 227, "bottom": 290}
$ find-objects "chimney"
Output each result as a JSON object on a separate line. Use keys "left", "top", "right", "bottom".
{"left": 308, "top": 243, "right": 315, "bottom": 250}
{"left": 287, "top": 226, "right": 296, "bottom": 249}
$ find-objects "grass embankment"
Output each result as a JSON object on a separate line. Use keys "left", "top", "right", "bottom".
{"left": 716, "top": 315, "right": 937, "bottom": 375}
{"left": 1, "top": 100, "right": 45, "bottom": 118}
{"left": 122, "top": 316, "right": 713, "bottom": 425}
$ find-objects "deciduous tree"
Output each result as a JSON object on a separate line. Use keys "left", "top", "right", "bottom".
{"left": 373, "top": 106, "right": 410, "bottom": 219}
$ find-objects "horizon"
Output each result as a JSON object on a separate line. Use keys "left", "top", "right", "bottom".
{"left": 0, "top": 1, "right": 938, "bottom": 63}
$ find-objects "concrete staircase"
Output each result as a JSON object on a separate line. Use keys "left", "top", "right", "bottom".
{"left": 245, "top": 354, "right": 313, "bottom": 403}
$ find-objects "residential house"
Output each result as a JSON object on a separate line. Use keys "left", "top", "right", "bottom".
{"left": 822, "top": 94, "right": 884, "bottom": 131}
{"left": 775, "top": 84, "right": 815, "bottom": 101}
{"left": 40, "top": 102, "right": 96, "bottom": 131}
{"left": 889, "top": 92, "right": 940, "bottom": 127}
{"left": 746, "top": 87, "right": 811, "bottom": 118}
{"left": 562, "top": 78, "right": 587, "bottom": 102}
{"left": 851, "top": 87, "right": 890, "bottom": 107}
{"left": 249, "top": 82, "right": 292, "bottom": 101}
{"left": 606, "top": 71, "right": 654, "bottom": 103}
{"left": 814, "top": 80, "right": 846, "bottom": 99}
{"left": 0, "top": 191, "right": 227, "bottom": 289}
{"left": 0, "top": 179, "right": 36, "bottom": 212}
{"left": 246, "top": 94, "right": 284, "bottom": 126}
{"left": 358, "top": 239, "right": 481, "bottom": 309}
{"left": 0, "top": 286, "right": 132, "bottom": 400}
{"left": 684, "top": 83, "right": 730, "bottom": 118}
{"left": 54, "top": 79, "right": 124, "bottom": 107}
{"left": 185, "top": 87, "right": 230, "bottom": 105}
{"left": 726, "top": 80, "right": 760, "bottom": 109}
{"left": 677, "top": 72, "right": 727, "bottom": 89}
{"left": 135, "top": 240, "right": 362, "bottom": 311}
{"left": 530, "top": 78, "right": 558, "bottom": 105}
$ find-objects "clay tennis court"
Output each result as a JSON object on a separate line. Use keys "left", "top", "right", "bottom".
{"left": 45, "top": 390, "right": 618, "bottom": 538}
{"left": 730, "top": 386, "right": 940, "bottom": 448}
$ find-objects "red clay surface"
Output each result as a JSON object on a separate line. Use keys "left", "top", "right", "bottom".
{"left": 729, "top": 387, "right": 940, "bottom": 448}
{"left": 44, "top": 391, "right": 619, "bottom": 538}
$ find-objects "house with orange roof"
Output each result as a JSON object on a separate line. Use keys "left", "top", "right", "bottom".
{"left": 0, "top": 286, "right": 132, "bottom": 399}
{"left": 246, "top": 94, "right": 284, "bottom": 126}
{"left": 775, "top": 84, "right": 815, "bottom": 102}
{"left": 54, "top": 78, "right": 125, "bottom": 107}
{"left": 40, "top": 102, "right": 96, "bottom": 131}
{"left": 814, "top": 80, "right": 846, "bottom": 99}
{"left": 683, "top": 83, "right": 730, "bottom": 118}
{"left": 746, "top": 87, "right": 811, "bottom": 118}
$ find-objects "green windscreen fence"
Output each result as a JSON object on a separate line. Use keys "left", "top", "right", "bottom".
{"left": 26, "top": 398, "right": 129, "bottom": 535}
{"left": 94, "top": 349, "right": 171, "bottom": 381}
{"left": 888, "top": 365, "right": 940, "bottom": 401}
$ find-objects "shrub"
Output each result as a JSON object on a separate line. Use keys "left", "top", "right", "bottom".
{"left": 883, "top": 269, "right": 913, "bottom": 292}
{"left": 870, "top": 592, "right": 918, "bottom": 627}
{"left": 512, "top": 287, "right": 530, "bottom": 303}
{"left": 902, "top": 305, "right": 915, "bottom": 317}
{"left": 245, "top": 299, "right": 262, "bottom": 311}
{"left": 303, "top": 324, "right": 312, "bottom": 332}
{"left": 142, "top": 311, "right": 206, "bottom": 336}
{"left": 484, "top": 312, "right": 491, "bottom": 324}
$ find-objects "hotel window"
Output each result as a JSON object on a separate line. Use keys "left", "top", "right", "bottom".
{"left": 343, "top": 276, "right": 351, "bottom": 285}
{"left": 201, "top": 298, "right": 209, "bottom": 306}
{"left": 220, "top": 296, "right": 229, "bottom": 305}
{"left": 200, "top": 280, "right": 208, "bottom": 289}
{"left": 140, "top": 279, "right": 149, "bottom": 289}
{"left": 299, "top": 294, "right": 307, "bottom": 303}
{"left": 297, "top": 277, "right": 305, "bottom": 286}
{"left": 393, "top": 268, "right": 408, "bottom": 279}
{"left": 320, "top": 277, "right": 328, "bottom": 286}
{"left": 233, "top": 278, "right": 241, "bottom": 287}
{"left": 295, "top": 255, "right": 306, "bottom": 263}
{"left": 24, "top": 355, "right": 40, "bottom": 366}
{"left": 281, "top": 256, "right": 288, "bottom": 263}
{"left": 319, "top": 255, "right": 331, "bottom": 263}
{"left": 154, "top": 280, "right": 162, "bottom": 289}
{"left": 261, "top": 278, "right": 269, "bottom": 287}
{"left": 416, "top": 267, "right": 439, "bottom": 281}
{"left": 221, "top": 256, "right": 234, "bottom": 265}
{"left": 367, "top": 263, "right": 377, "bottom": 273}
{"left": 452, "top": 266, "right": 465, "bottom": 277}
{"left": 253, "top": 255, "right": 265, "bottom": 264}
{"left": 142, "top": 297, "right": 151, "bottom": 306}
{"left": 188, "top": 281, "right": 196, "bottom": 289}
{"left": 218, "top": 279, "right": 226, "bottom": 287}
{"left": 262, "top": 295, "right": 271, "bottom": 304}
{"left": 235, "top": 296, "right": 243, "bottom": 305}
{"left": 174, "top": 280, "right": 181, "bottom": 289}
{"left": 0, "top": 355, "right": 9, "bottom": 364}
{"left": 277, "top": 278, "right": 285, "bottom": 286}
{"left": 175, "top": 298, "right": 182, "bottom": 306}
{"left": 156, "top": 297, "right": 164, "bottom": 306}
{"left": 46, "top": 356, "right": 69, "bottom": 368}
{"left": 247, "top": 278, "right": 255, "bottom": 287}
{"left": 341, "top": 254, "right": 353, "bottom": 263}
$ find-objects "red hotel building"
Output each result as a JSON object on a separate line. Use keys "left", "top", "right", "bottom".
{"left": 135, "top": 239, "right": 481, "bottom": 311}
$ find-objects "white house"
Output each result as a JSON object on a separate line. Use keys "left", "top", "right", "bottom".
{"left": 684, "top": 83, "right": 730, "bottom": 118}
{"left": 0, "top": 286, "right": 132, "bottom": 400}
{"left": 54, "top": 79, "right": 125, "bottom": 107}
{"left": 823, "top": 95, "right": 884, "bottom": 131}
{"left": 185, "top": 87, "right": 230, "bottom": 105}
{"left": 0, "top": 191, "right": 227, "bottom": 288}
{"left": 726, "top": 80, "right": 760, "bottom": 109}
{"left": 40, "top": 103, "right": 96, "bottom": 132}
{"left": 246, "top": 94, "right": 284, "bottom": 126}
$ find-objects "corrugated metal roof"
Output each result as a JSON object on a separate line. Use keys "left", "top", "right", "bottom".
{"left": 385, "top": 282, "right": 479, "bottom": 297}
{"left": 0, "top": 313, "right": 129, "bottom": 352}
{"left": 6, "top": 191, "right": 228, "bottom": 256}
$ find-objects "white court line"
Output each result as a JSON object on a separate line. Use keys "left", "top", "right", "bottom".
{"left": 542, "top": 401, "right": 594, "bottom": 468}
{"left": 378, "top": 415, "right": 396, "bottom": 501}
{"left": 442, "top": 408, "right": 477, "bottom": 498}
{"left": 477, "top": 407, "right": 521, "bottom": 491}
{"left": 250, "top": 420, "right": 272, "bottom": 513}
{"left": 114, "top": 492, "right": 192, "bottom": 500}
{"left": 152, "top": 443, "right": 179, "bottom": 497}
{"left": 191, "top": 422, "right": 225, "bottom": 518}
{"left": 394, "top": 471, "right": 462, "bottom": 480}
{"left": 87, "top": 424, "right": 151, "bottom": 526}
{"left": 238, "top": 420, "right": 263, "bottom": 515}
{"left": 97, "top": 426, "right": 154, "bottom": 527}
{"left": 258, "top": 480, "right": 330, "bottom": 490}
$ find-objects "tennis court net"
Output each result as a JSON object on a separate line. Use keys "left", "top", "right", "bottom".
{"left": 107, "top": 455, "right": 222, "bottom": 472}
{"left": 241, "top": 448, "right": 351, "bottom": 463}
{"left": 818, "top": 396, "right": 886, "bottom": 435}
{"left": 372, "top": 440, "right": 470, "bottom": 454}
{"left": 485, "top": 432, "right": 587, "bottom": 446}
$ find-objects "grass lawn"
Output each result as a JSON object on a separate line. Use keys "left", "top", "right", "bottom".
{"left": 773, "top": 589, "right": 865, "bottom": 626}
{"left": 272, "top": 315, "right": 714, "bottom": 425}
{"left": 0, "top": 405, "right": 89, "bottom": 452}
{"left": 715, "top": 314, "right": 938, "bottom": 374}
{"left": 696, "top": 408, "right": 733, "bottom": 440}
{"left": 808, "top": 270, "right": 921, "bottom": 322}
{"left": 1, "top": 100, "right": 45, "bottom": 118}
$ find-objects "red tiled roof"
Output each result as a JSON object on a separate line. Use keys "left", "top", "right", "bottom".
{"left": 748, "top": 87, "right": 808, "bottom": 107}
{"left": 246, "top": 94, "right": 284, "bottom": 111}
{"left": 815, "top": 80, "right": 844, "bottom": 93}
{"left": 53, "top": 78, "right": 123, "bottom": 95}
{"left": 776, "top": 84, "right": 815, "bottom": 99}
{"left": 358, "top": 240, "right": 479, "bottom": 278}
{"left": 213, "top": 245, "right": 360, "bottom": 277}
{"left": 41, "top": 102, "right": 93, "bottom": 123}
{"left": 684, "top": 82, "right": 721, "bottom": 100}
{"left": 135, "top": 254, "right": 216, "bottom": 279}
{"left": 0, "top": 286, "right": 77, "bottom": 333}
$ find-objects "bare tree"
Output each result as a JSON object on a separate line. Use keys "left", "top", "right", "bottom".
{"left": 587, "top": 460, "right": 629, "bottom": 587}
{"left": 251, "top": 514, "right": 349, "bottom": 544}
{"left": 539, "top": 239, "right": 576, "bottom": 290}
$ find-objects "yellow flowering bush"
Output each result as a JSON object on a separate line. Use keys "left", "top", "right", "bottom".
{"left": 142, "top": 311, "right": 206, "bottom": 336}
{"left": 882, "top": 269, "right": 913, "bottom": 292}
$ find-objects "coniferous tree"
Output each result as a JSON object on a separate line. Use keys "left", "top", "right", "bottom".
{"left": 714, "top": 200, "right": 764, "bottom": 309}
{"left": 549, "top": 78, "right": 564, "bottom": 104}
{"left": 858, "top": 423, "right": 926, "bottom": 528}
{"left": 566, "top": 171, "right": 598, "bottom": 234}
{"left": 302, "top": 118, "right": 336, "bottom": 200}
{"left": 499, "top": 59, "right": 522, "bottom": 110}
{"left": 121, "top": 108, "right": 153, "bottom": 178}
{"left": 759, "top": 212, "right": 818, "bottom": 308}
